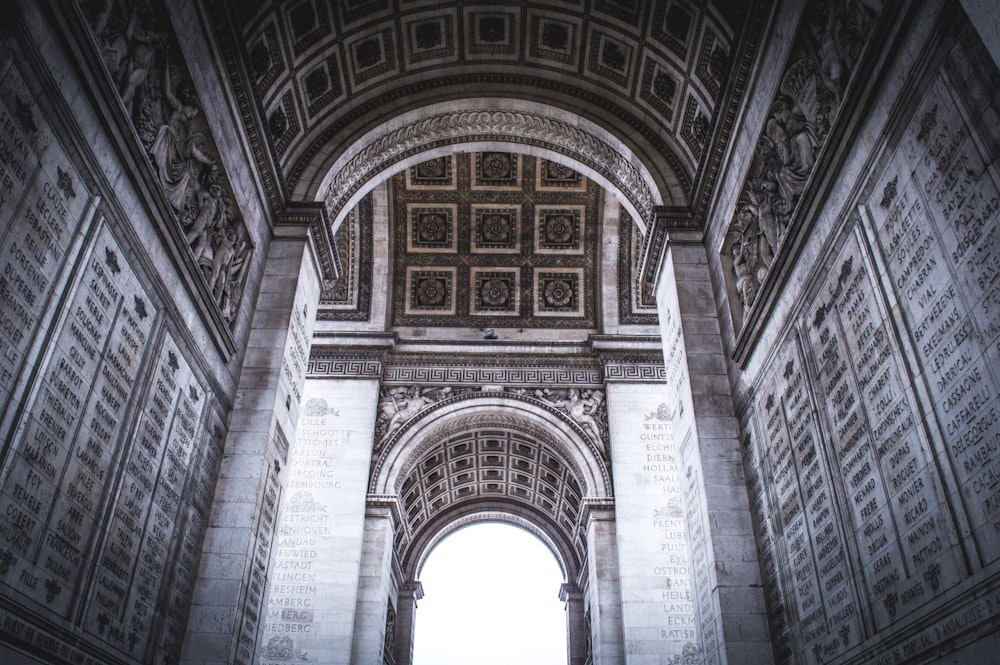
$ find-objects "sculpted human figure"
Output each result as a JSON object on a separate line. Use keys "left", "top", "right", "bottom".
{"left": 187, "top": 182, "right": 222, "bottom": 258}
{"left": 766, "top": 94, "right": 818, "bottom": 208}
{"left": 537, "top": 388, "right": 605, "bottom": 445}
{"left": 390, "top": 387, "right": 426, "bottom": 434}
{"left": 732, "top": 238, "right": 758, "bottom": 307}
{"left": 150, "top": 64, "right": 213, "bottom": 212}
{"left": 118, "top": 23, "right": 159, "bottom": 109}
{"left": 209, "top": 227, "right": 237, "bottom": 303}
{"left": 220, "top": 227, "right": 251, "bottom": 320}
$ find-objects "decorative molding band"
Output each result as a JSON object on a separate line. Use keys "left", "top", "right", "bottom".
{"left": 323, "top": 109, "right": 655, "bottom": 230}
{"left": 279, "top": 202, "right": 340, "bottom": 281}
{"left": 382, "top": 353, "right": 603, "bottom": 387}
{"left": 366, "top": 494, "right": 404, "bottom": 530}
{"left": 603, "top": 362, "right": 668, "bottom": 383}
{"left": 638, "top": 206, "right": 695, "bottom": 286}
{"left": 307, "top": 349, "right": 385, "bottom": 379}
{"left": 579, "top": 497, "right": 617, "bottom": 525}
{"left": 383, "top": 366, "right": 602, "bottom": 388}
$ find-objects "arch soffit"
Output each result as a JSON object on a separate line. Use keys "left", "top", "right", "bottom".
{"left": 370, "top": 393, "right": 613, "bottom": 500}
{"left": 312, "top": 99, "right": 679, "bottom": 235}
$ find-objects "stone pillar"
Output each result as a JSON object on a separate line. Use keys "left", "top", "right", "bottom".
{"left": 560, "top": 583, "right": 588, "bottom": 665}
{"left": 605, "top": 378, "right": 698, "bottom": 660}
{"left": 350, "top": 498, "right": 400, "bottom": 665}
{"left": 255, "top": 372, "right": 382, "bottom": 664}
{"left": 181, "top": 237, "right": 320, "bottom": 665}
{"left": 583, "top": 500, "right": 625, "bottom": 665}
{"left": 393, "top": 581, "right": 424, "bottom": 665}
{"left": 652, "top": 222, "right": 773, "bottom": 665}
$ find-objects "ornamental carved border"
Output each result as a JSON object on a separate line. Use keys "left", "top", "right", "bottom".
{"left": 323, "top": 109, "right": 655, "bottom": 230}
{"left": 382, "top": 353, "right": 603, "bottom": 388}
{"left": 370, "top": 391, "right": 613, "bottom": 494}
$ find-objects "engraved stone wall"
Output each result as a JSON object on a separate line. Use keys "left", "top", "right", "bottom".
{"left": 0, "top": 17, "right": 229, "bottom": 665}
{"left": 739, "top": 25, "right": 1000, "bottom": 664}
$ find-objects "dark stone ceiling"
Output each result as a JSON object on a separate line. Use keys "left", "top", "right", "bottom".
{"left": 390, "top": 152, "right": 602, "bottom": 329}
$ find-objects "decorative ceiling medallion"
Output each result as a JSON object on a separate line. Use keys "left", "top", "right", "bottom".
{"left": 473, "top": 152, "right": 521, "bottom": 190}
{"left": 468, "top": 12, "right": 517, "bottom": 56}
{"left": 588, "top": 30, "right": 634, "bottom": 88}
{"left": 406, "top": 204, "right": 457, "bottom": 253}
{"left": 302, "top": 55, "right": 345, "bottom": 116}
{"left": 346, "top": 28, "right": 397, "bottom": 86}
{"left": 405, "top": 267, "right": 456, "bottom": 315}
{"left": 536, "top": 159, "right": 586, "bottom": 191}
{"left": 405, "top": 15, "right": 455, "bottom": 64}
{"left": 534, "top": 268, "right": 584, "bottom": 317}
{"left": 471, "top": 268, "right": 520, "bottom": 316}
{"left": 530, "top": 16, "right": 577, "bottom": 65}
{"left": 640, "top": 56, "right": 680, "bottom": 123}
{"left": 471, "top": 205, "right": 520, "bottom": 253}
{"left": 535, "top": 206, "right": 585, "bottom": 254}
{"left": 406, "top": 155, "right": 455, "bottom": 189}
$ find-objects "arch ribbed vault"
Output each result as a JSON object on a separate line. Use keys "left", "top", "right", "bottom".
{"left": 370, "top": 394, "right": 613, "bottom": 582}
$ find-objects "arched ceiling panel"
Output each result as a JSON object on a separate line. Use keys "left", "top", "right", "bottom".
{"left": 226, "top": 0, "right": 744, "bottom": 208}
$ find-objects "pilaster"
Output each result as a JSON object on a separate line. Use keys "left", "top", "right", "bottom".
{"left": 181, "top": 237, "right": 320, "bottom": 665}
{"left": 583, "top": 501, "right": 626, "bottom": 665}
{"left": 652, "top": 222, "right": 773, "bottom": 665}
{"left": 350, "top": 498, "right": 400, "bottom": 665}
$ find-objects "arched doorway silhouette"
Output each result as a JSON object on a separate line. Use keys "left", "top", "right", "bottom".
{"left": 412, "top": 521, "right": 566, "bottom": 664}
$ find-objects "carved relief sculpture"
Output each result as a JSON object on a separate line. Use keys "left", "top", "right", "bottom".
{"left": 725, "top": 0, "right": 882, "bottom": 316}
{"left": 79, "top": 0, "right": 252, "bottom": 326}
{"left": 533, "top": 387, "right": 608, "bottom": 452}
{"left": 374, "top": 385, "right": 465, "bottom": 449}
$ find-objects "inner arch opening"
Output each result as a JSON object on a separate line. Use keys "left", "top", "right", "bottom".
{"left": 414, "top": 522, "right": 567, "bottom": 665}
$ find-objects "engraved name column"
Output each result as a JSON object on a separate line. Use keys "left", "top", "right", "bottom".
{"left": 0, "top": 223, "right": 154, "bottom": 618}
{"left": 867, "top": 72, "right": 1000, "bottom": 567}
{"left": 605, "top": 372, "right": 699, "bottom": 661}
{"left": 0, "top": 64, "right": 91, "bottom": 427}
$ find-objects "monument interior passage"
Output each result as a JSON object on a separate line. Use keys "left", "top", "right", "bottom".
{"left": 1, "top": 0, "right": 999, "bottom": 663}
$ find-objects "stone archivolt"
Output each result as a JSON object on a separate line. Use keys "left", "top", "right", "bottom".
{"left": 323, "top": 108, "right": 657, "bottom": 232}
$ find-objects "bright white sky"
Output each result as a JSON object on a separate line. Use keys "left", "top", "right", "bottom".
{"left": 413, "top": 523, "right": 567, "bottom": 664}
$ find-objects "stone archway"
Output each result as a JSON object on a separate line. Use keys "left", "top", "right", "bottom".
{"left": 367, "top": 393, "right": 616, "bottom": 665}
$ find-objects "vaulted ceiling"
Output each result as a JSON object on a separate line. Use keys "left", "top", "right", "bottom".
{"left": 211, "top": 0, "right": 754, "bottom": 212}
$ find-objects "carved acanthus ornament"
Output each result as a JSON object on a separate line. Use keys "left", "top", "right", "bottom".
{"left": 77, "top": 0, "right": 253, "bottom": 326}
{"left": 726, "top": 0, "right": 883, "bottom": 317}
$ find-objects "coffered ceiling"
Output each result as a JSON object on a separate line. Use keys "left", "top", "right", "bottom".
{"left": 218, "top": 0, "right": 748, "bottom": 206}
